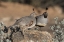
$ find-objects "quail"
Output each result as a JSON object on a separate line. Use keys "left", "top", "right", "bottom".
{"left": 36, "top": 7, "right": 48, "bottom": 27}
{"left": 11, "top": 12, "right": 36, "bottom": 39}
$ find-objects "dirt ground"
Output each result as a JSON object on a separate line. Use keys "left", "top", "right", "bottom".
{"left": 0, "top": 2, "right": 64, "bottom": 36}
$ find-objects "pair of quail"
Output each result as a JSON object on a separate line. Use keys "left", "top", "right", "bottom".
{"left": 2, "top": 8, "right": 48, "bottom": 41}
{"left": 12, "top": 8, "right": 48, "bottom": 34}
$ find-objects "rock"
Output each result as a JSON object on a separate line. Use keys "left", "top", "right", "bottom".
{"left": 20, "top": 30, "right": 53, "bottom": 42}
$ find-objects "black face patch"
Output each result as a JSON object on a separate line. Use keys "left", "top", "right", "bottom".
{"left": 43, "top": 12, "right": 48, "bottom": 18}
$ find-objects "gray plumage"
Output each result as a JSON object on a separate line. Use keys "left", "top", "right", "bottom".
{"left": 36, "top": 12, "right": 48, "bottom": 27}
{"left": 13, "top": 12, "right": 36, "bottom": 32}
{"left": 12, "top": 13, "right": 36, "bottom": 38}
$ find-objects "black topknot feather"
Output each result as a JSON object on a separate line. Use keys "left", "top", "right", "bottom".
{"left": 46, "top": 7, "right": 48, "bottom": 10}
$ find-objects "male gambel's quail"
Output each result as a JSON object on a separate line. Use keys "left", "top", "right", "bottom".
{"left": 36, "top": 8, "right": 48, "bottom": 27}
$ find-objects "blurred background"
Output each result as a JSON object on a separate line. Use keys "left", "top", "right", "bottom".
{"left": 0, "top": 0, "right": 64, "bottom": 36}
